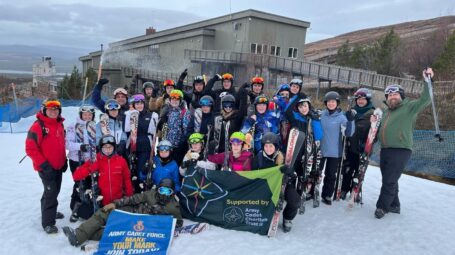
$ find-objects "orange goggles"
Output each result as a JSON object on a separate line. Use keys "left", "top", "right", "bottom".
{"left": 251, "top": 77, "right": 264, "bottom": 84}
{"left": 256, "top": 97, "right": 268, "bottom": 103}
{"left": 169, "top": 93, "right": 182, "bottom": 99}
{"left": 222, "top": 73, "right": 233, "bottom": 80}
{"left": 44, "top": 100, "right": 61, "bottom": 108}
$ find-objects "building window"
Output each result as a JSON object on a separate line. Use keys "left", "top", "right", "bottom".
{"left": 263, "top": 45, "right": 268, "bottom": 55}
{"left": 270, "top": 45, "right": 281, "bottom": 56}
{"left": 251, "top": 43, "right": 257, "bottom": 54}
{"left": 257, "top": 44, "right": 262, "bottom": 54}
{"left": 288, "top": 47, "right": 298, "bottom": 58}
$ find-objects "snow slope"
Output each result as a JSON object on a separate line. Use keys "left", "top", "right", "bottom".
{"left": 1, "top": 107, "right": 454, "bottom": 255}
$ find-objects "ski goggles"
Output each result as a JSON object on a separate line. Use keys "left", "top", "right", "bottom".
{"left": 43, "top": 100, "right": 61, "bottom": 109}
{"left": 188, "top": 138, "right": 204, "bottom": 144}
{"left": 199, "top": 98, "right": 213, "bottom": 107}
{"left": 222, "top": 102, "right": 234, "bottom": 109}
{"left": 106, "top": 101, "right": 121, "bottom": 110}
{"left": 384, "top": 85, "right": 401, "bottom": 95}
{"left": 132, "top": 94, "right": 145, "bottom": 102}
{"left": 251, "top": 77, "right": 264, "bottom": 84}
{"left": 100, "top": 135, "right": 116, "bottom": 145}
{"left": 255, "top": 97, "right": 268, "bottom": 104}
{"left": 158, "top": 145, "right": 173, "bottom": 151}
{"left": 163, "top": 79, "right": 175, "bottom": 87}
{"left": 221, "top": 73, "right": 233, "bottom": 80}
{"left": 158, "top": 186, "right": 174, "bottom": 196}
{"left": 80, "top": 105, "right": 95, "bottom": 113}
{"left": 230, "top": 138, "right": 244, "bottom": 145}
{"left": 113, "top": 88, "right": 128, "bottom": 97}
{"left": 194, "top": 76, "right": 204, "bottom": 83}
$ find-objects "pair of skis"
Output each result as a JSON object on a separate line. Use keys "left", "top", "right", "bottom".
{"left": 86, "top": 120, "right": 103, "bottom": 213}
{"left": 267, "top": 128, "right": 305, "bottom": 237}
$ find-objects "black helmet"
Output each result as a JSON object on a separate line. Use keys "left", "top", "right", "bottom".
{"left": 354, "top": 88, "right": 372, "bottom": 100}
{"left": 193, "top": 75, "right": 205, "bottom": 86}
{"left": 261, "top": 132, "right": 280, "bottom": 148}
{"left": 324, "top": 91, "right": 340, "bottom": 105}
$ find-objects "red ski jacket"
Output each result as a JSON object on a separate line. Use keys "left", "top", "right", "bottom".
{"left": 73, "top": 153, "right": 134, "bottom": 205}
{"left": 25, "top": 112, "right": 66, "bottom": 171}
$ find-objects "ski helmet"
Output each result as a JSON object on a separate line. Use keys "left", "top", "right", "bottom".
{"left": 169, "top": 89, "right": 183, "bottom": 100}
{"left": 354, "top": 88, "right": 372, "bottom": 100}
{"left": 290, "top": 78, "right": 303, "bottom": 87}
{"left": 142, "top": 81, "right": 154, "bottom": 90}
{"left": 78, "top": 104, "right": 95, "bottom": 120}
{"left": 254, "top": 95, "right": 269, "bottom": 105}
{"left": 221, "top": 73, "right": 234, "bottom": 82}
{"left": 156, "top": 178, "right": 175, "bottom": 205}
{"left": 158, "top": 178, "right": 175, "bottom": 190}
{"left": 163, "top": 79, "right": 175, "bottom": 87}
{"left": 230, "top": 132, "right": 246, "bottom": 143}
{"left": 278, "top": 84, "right": 291, "bottom": 93}
{"left": 296, "top": 98, "right": 312, "bottom": 110}
{"left": 188, "top": 133, "right": 204, "bottom": 145}
{"left": 199, "top": 95, "right": 214, "bottom": 107}
{"left": 131, "top": 94, "right": 145, "bottom": 105}
{"left": 193, "top": 75, "right": 205, "bottom": 86}
{"left": 99, "top": 135, "right": 116, "bottom": 156}
{"left": 251, "top": 76, "right": 264, "bottom": 87}
{"left": 384, "top": 84, "right": 405, "bottom": 99}
{"left": 113, "top": 88, "right": 128, "bottom": 98}
{"left": 261, "top": 132, "right": 280, "bottom": 148}
{"left": 221, "top": 94, "right": 236, "bottom": 109}
{"left": 104, "top": 99, "right": 121, "bottom": 111}
{"left": 324, "top": 91, "right": 340, "bottom": 105}
{"left": 157, "top": 140, "right": 173, "bottom": 151}
{"left": 42, "top": 98, "right": 62, "bottom": 117}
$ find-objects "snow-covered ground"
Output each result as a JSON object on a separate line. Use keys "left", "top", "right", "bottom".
{"left": 1, "top": 107, "right": 454, "bottom": 255}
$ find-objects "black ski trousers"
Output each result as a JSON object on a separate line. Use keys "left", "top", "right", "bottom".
{"left": 283, "top": 184, "right": 300, "bottom": 221}
{"left": 376, "top": 148, "right": 411, "bottom": 212}
{"left": 321, "top": 157, "right": 341, "bottom": 199}
{"left": 38, "top": 170, "right": 62, "bottom": 228}
{"left": 341, "top": 150, "right": 360, "bottom": 193}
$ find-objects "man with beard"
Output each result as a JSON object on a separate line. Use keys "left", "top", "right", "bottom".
{"left": 374, "top": 68, "right": 433, "bottom": 219}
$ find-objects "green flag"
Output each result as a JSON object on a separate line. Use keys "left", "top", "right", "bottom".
{"left": 179, "top": 166, "right": 283, "bottom": 235}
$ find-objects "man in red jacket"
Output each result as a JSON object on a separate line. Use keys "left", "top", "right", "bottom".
{"left": 73, "top": 135, "right": 134, "bottom": 207}
{"left": 25, "top": 98, "right": 68, "bottom": 234}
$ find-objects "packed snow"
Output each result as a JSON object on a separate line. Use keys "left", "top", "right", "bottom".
{"left": 1, "top": 107, "right": 454, "bottom": 255}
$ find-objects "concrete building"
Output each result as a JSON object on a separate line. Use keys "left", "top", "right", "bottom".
{"left": 79, "top": 9, "right": 310, "bottom": 94}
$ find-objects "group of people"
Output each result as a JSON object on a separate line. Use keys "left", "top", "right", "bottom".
{"left": 25, "top": 67, "right": 433, "bottom": 247}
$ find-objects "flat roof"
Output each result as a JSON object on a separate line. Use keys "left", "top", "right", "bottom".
{"left": 109, "top": 9, "right": 310, "bottom": 47}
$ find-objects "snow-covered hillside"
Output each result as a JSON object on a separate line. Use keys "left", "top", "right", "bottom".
{"left": 1, "top": 107, "right": 454, "bottom": 255}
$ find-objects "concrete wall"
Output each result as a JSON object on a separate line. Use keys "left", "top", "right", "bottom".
{"left": 247, "top": 18, "right": 307, "bottom": 59}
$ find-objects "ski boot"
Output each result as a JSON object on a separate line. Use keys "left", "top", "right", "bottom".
{"left": 63, "top": 226, "right": 80, "bottom": 247}
{"left": 374, "top": 208, "right": 386, "bottom": 219}
{"left": 322, "top": 196, "right": 332, "bottom": 205}
{"left": 56, "top": 212, "right": 64, "bottom": 219}
{"left": 389, "top": 206, "right": 400, "bottom": 214}
{"left": 44, "top": 225, "right": 58, "bottom": 234}
{"left": 282, "top": 220, "right": 292, "bottom": 233}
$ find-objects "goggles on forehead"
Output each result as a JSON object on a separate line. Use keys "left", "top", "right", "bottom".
{"left": 384, "top": 86, "right": 401, "bottom": 95}
{"left": 251, "top": 77, "right": 264, "bottom": 84}
{"left": 158, "top": 186, "right": 174, "bottom": 196}
{"left": 100, "top": 136, "right": 116, "bottom": 145}
{"left": 230, "top": 138, "right": 243, "bottom": 144}
{"left": 80, "top": 105, "right": 95, "bottom": 113}
{"left": 169, "top": 92, "right": 182, "bottom": 99}
{"left": 163, "top": 79, "right": 175, "bottom": 86}
{"left": 106, "top": 102, "right": 121, "bottom": 110}
{"left": 44, "top": 100, "right": 61, "bottom": 109}
{"left": 256, "top": 97, "right": 268, "bottom": 103}
{"left": 188, "top": 138, "right": 204, "bottom": 144}
{"left": 158, "top": 145, "right": 172, "bottom": 151}
{"left": 113, "top": 88, "right": 128, "bottom": 97}
{"left": 199, "top": 98, "right": 213, "bottom": 107}
{"left": 194, "top": 76, "right": 204, "bottom": 82}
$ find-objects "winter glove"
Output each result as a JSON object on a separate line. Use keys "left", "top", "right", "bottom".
{"left": 39, "top": 161, "right": 55, "bottom": 180}
{"left": 346, "top": 109, "right": 357, "bottom": 121}
{"left": 213, "top": 74, "right": 222, "bottom": 81}
{"left": 280, "top": 165, "right": 294, "bottom": 176}
{"left": 102, "top": 203, "right": 116, "bottom": 213}
{"left": 117, "top": 141, "right": 126, "bottom": 156}
{"left": 80, "top": 144, "right": 90, "bottom": 152}
{"left": 97, "top": 78, "right": 109, "bottom": 88}
{"left": 179, "top": 69, "right": 188, "bottom": 81}
{"left": 190, "top": 152, "right": 200, "bottom": 160}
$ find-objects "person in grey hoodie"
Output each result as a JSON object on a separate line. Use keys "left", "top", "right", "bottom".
{"left": 320, "top": 91, "right": 356, "bottom": 205}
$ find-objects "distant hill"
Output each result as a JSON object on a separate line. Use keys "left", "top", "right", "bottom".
{"left": 0, "top": 44, "right": 89, "bottom": 74}
{"left": 304, "top": 16, "right": 455, "bottom": 63}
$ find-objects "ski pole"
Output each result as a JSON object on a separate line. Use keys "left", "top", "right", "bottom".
{"left": 18, "top": 154, "right": 27, "bottom": 164}
{"left": 424, "top": 68, "right": 443, "bottom": 142}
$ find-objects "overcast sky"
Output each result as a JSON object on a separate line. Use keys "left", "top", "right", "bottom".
{"left": 1, "top": 0, "right": 454, "bottom": 51}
